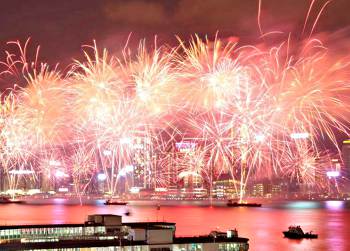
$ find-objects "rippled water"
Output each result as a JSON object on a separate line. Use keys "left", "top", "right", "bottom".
{"left": 0, "top": 199, "right": 349, "bottom": 251}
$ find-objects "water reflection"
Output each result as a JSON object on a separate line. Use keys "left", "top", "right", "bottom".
{"left": 325, "top": 201, "right": 344, "bottom": 210}
{"left": 0, "top": 200, "right": 348, "bottom": 250}
{"left": 284, "top": 201, "right": 320, "bottom": 209}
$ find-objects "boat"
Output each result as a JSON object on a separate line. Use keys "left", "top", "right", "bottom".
{"left": 104, "top": 199, "right": 128, "bottom": 205}
{"left": 0, "top": 196, "right": 25, "bottom": 204}
{"left": 283, "top": 226, "right": 318, "bottom": 239}
{"left": 227, "top": 199, "right": 261, "bottom": 207}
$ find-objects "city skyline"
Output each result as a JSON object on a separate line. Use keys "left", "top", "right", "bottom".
{"left": 0, "top": 32, "right": 350, "bottom": 202}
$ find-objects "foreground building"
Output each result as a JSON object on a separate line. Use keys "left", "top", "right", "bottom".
{"left": 0, "top": 214, "right": 249, "bottom": 251}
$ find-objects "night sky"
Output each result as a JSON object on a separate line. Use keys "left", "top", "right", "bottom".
{"left": 1, "top": 0, "right": 349, "bottom": 65}
{"left": 0, "top": 0, "right": 349, "bottom": 148}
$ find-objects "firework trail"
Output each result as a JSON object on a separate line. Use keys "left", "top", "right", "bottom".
{"left": 0, "top": 3, "right": 349, "bottom": 201}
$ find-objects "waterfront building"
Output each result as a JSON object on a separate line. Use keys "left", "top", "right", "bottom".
{"left": 0, "top": 214, "right": 249, "bottom": 251}
{"left": 314, "top": 158, "right": 327, "bottom": 194}
{"left": 182, "top": 172, "right": 202, "bottom": 189}
{"left": 165, "top": 151, "right": 179, "bottom": 189}
{"left": 96, "top": 172, "right": 107, "bottom": 194}
{"left": 212, "top": 175, "right": 238, "bottom": 199}
{"left": 342, "top": 140, "right": 350, "bottom": 179}
{"left": 271, "top": 184, "right": 282, "bottom": 197}
{"left": 132, "top": 136, "right": 154, "bottom": 189}
{"left": 179, "top": 187, "right": 208, "bottom": 199}
{"left": 251, "top": 181, "right": 285, "bottom": 198}
{"left": 174, "top": 141, "right": 198, "bottom": 190}
{"left": 252, "top": 183, "right": 264, "bottom": 197}
{"left": 40, "top": 170, "right": 51, "bottom": 193}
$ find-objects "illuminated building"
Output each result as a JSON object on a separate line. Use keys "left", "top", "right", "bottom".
{"left": 132, "top": 136, "right": 154, "bottom": 189}
{"left": 174, "top": 141, "right": 197, "bottom": 189}
{"left": 165, "top": 151, "right": 178, "bottom": 189}
{"left": 178, "top": 171, "right": 206, "bottom": 198}
{"left": 324, "top": 159, "right": 342, "bottom": 196}
{"left": 213, "top": 174, "right": 238, "bottom": 199}
{"left": 40, "top": 170, "right": 51, "bottom": 193}
{"left": 314, "top": 157, "right": 327, "bottom": 193}
{"left": 97, "top": 173, "right": 107, "bottom": 194}
{"left": 132, "top": 161, "right": 145, "bottom": 188}
{"left": 132, "top": 137, "right": 146, "bottom": 188}
{"left": 252, "top": 183, "right": 264, "bottom": 197}
{"left": 0, "top": 214, "right": 249, "bottom": 251}
{"left": 342, "top": 140, "right": 350, "bottom": 178}
{"left": 251, "top": 180, "right": 287, "bottom": 199}
{"left": 0, "top": 171, "right": 4, "bottom": 192}
{"left": 182, "top": 173, "right": 202, "bottom": 189}
{"left": 5, "top": 169, "right": 38, "bottom": 192}
{"left": 271, "top": 184, "right": 282, "bottom": 196}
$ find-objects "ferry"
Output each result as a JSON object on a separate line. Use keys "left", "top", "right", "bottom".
{"left": 0, "top": 196, "right": 25, "bottom": 204}
{"left": 227, "top": 199, "right": 262, "bottom": 207}
{"left": 104, "top": 199, "right": 128, "bottom": 205}
{"left": 283, "top": 226, "right": 318, "bottom": 239}
{"left": 0, "top": 214, "right": 249, "bottom": 250}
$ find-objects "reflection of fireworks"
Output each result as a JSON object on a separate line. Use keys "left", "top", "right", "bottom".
{"left": 1, "top": 14, "right": 350, "bottom": 200}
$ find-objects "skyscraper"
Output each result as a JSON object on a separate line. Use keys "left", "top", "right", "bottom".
{"left": 342, "top": 140, "right": 350, "bottom": 178}
{"left": 132, "top": 136, "right": 154, "bottom": 189}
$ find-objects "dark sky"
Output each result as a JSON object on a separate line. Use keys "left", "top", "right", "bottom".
{"left": 0, "top": 0, "right": 349, "bottom": 65}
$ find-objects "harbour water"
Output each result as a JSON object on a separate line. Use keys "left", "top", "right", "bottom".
{"left": 0, "top": 199, "right": 349, "bottom": 251}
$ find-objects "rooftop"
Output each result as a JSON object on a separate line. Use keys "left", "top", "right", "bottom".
{"left": 175, "top": 235, "right": 249, "bottom": 244}
{"left": 0, "top": 223, "right": 94, "bottom": 230}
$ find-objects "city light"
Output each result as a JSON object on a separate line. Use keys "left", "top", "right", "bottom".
{"left": 120, "top": 137, "right": 132, "bottom": 145}
{"left": 254, "top": 134, "right": 265, "bottom": 143}
{"left": 9, "top": 170, "right": 34, "bottom": 175}
{"left": 58, "top": 187, "right": 69, "bottom": 193}
{"left": 55, "top": 170, "right": 68, "bottom": 178}
{"left": 155, "top": 187, "right": 168, "bottom": 192}
{"left": 125, "top": 165, "right": 134, "bottom": 172}
{"left": 326, "top": 171, "right": 340, "bottom": 177}
{"left": 49, "top": 160, "right": 61, "bottom": 166}
{"left": 117, "top": 165, "right": 134, "bottom": 178}
{"left": 97, "top": 173, "right": 107, "bottom": 181}
{"left": 130, "top": 187, "right": 140, "bottom": 194}
{"left": 290, "top": 133, "right": 310, "bottom": 139}
{"left": 27, "top": 189, "right": 41, "bottom": 195}
{"left": 178, "top": 171, "right": 201, "bottom": 179}
{"left": 103, "top": 150, "right": 112, "bottom": 156}
{"left": 176, "top": 142, "right": 196, "bottom": 150}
